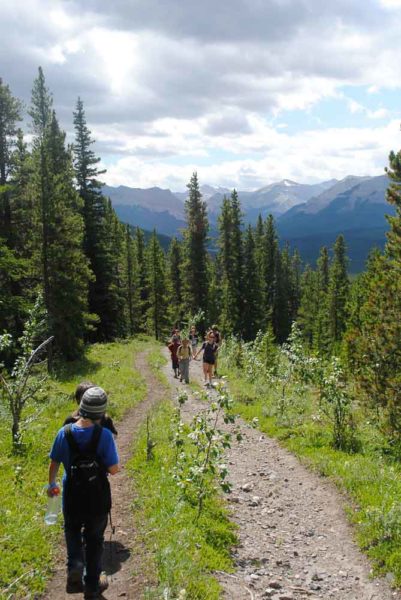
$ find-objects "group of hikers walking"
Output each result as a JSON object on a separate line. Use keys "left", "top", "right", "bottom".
{"left": 168, "top": 324, "right": 222, "bottom": 388}
{"left": 44, "top": 326, "right": 222, "bottom": 598}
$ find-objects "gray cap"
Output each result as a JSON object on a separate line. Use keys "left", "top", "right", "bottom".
{"left": 79, "top": 386, "right": 107, "bottom": 419}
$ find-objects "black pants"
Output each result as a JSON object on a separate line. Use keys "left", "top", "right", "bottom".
{"left": 64, "top": 511, "right": 108, "bottom": 590}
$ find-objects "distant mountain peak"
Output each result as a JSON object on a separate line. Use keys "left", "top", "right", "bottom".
{"left": 281, "top": 178, "right": 299, "bottom": 186}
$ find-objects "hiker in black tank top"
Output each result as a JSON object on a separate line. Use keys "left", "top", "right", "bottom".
{"left": 211, "top": 325, "right": 222, "bottom": 377}
{"left": 194, "top": 331, "right": 218, "bottom": 388}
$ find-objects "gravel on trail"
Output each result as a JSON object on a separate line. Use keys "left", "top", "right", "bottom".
{"left": 164, "top": 349, "right": 401, "bottom": 600}
{"left": 41, "top": 346, "right": 401, "bottom": 600}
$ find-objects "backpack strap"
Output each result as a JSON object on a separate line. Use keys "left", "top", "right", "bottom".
{"left": 64, "top": 423, "right": 103, "bottom": 456}
{"left": 87, "top": 424, "right": 103, "bottom": 454}
{"left": 64, "top": 423, "right": 80, "bottom": 454}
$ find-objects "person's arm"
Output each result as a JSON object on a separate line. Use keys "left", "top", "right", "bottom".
{"left": 194, "top": 342, "right": 204, "bottom": 360}
{"left": 47, "top": 460, "right": 61, "bottom": 497}
{"left": 101, "top": 429, "right": 120, "bottom": 475}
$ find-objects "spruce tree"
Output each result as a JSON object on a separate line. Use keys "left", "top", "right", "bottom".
{"left": 99, "top": 199, "right": 128, "bottom": 340}
{"left": 262, "top": 214, "right": 278, "bottom": 330}
{"left": 73, "top": 97, "right": 121, "bottom": 341}
{"left": 317, "top": 246, "right": 329, "bottom": 292}
{"left": 253, "top": 214, "right": 266, "bottom": 329}
{"left": 146, "top": 231, "right": 168, "bottom": 339}
{"left": 0, "top": 78, "right": 22, "bottom": 242}
{"left": 29, "top": 67, "right": 53, "bottom": 341}
{"left": 242, "top": 224, "right": 261, "bottom": 340}
{"left": 218, "top": 195, "right": 234, "bottom": 333}
{"left": 5, "top": 130, "right": 37, "bottom": 334}
{"left": 182, "top": 172, "right": 209, "bottom": 316}
{"left": 254, "top": 214, "right": 265, "bottom": 282}
{"left": 297, "top": 265, "right": 318, "bottom": 346}
{"left": 230, "top": 189, "right": 244, "bottom": 332}
{"left": 135, "top": 226, "right": 148, "bottom": 330}
{"left": 0, "top": 81, "right": 28, "bottom": 337}
{"left": 327, "top": 235, "right": 349, "bottom": 346}
{"left": 73, "top": 97, "right": 105, "bottom": 195}
{"left": 347, "top": 251, "right": 401, "bottom": 439}
{"left": 289, "top": 248, "right": 302, "bottom": 321}
{"left": 346, "top": 150, "right": 401, "bottom": 440}
{"left": 167, "top": 237, "right": 183, "bottom": 322}
{"left": 386, "top": 148, "right": 401, "bottom": 263}
{"left": 30, "top": 70, "right": 91, "bottom": 358}
{"left": 125, "top": 225, "right": 141, "bottom": 335}
{"left": 207, "top": 255, "right": 221, "bottom": 327}
{"left": 314, "top": 246, "right": 331, "bottom": 355}
{"left": 272, "top": 246, "right": 291, "bottom": 343}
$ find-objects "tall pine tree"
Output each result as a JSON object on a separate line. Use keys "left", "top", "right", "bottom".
{"left": 327, "top": 235, "right": 349, "bottom": 346}
{"left": 73, "top": 97, "right": 124, "bottom": 341}
{"left": 182, "top": 172, "right": 209, "bottom": 317}
{"left": 167, "top": 237, "right": 183, "bottom": 323}
{"left": 146, "top": 231, "right": 168, "bottom": 339}
{"left": 242, "top": 224, "right": 261, "bottom": 339}
{"left": 30, "top": 70, "right": 91, "bottom": 358}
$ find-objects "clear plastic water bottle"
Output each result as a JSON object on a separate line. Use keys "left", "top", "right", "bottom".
{"left": 45, "top": 487, "right": 61, "bottom": 525}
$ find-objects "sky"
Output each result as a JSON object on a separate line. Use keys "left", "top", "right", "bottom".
{"left": 3, "top": 0, "right": 401, "bottom": 191}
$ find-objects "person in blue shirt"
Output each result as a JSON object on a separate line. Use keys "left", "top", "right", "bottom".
{"left": 48, "top": 386, "right": 119, "bottom": 599}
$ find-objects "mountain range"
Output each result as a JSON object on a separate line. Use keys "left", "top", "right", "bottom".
{"left": 104, "top": 174, "right": 394, "bottom": 272}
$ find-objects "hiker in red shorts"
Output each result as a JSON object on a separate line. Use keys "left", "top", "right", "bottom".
{"left": 168, "top": 334, "right": 181, "bottom": 378}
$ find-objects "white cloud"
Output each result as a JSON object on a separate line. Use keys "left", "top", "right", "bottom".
{"left": 346, "top": 98, "right": 390, "bottom": 120}
{"left": 2, "top": 0, "right": 401, "bottom": 189}
{"left": 104, "top": 119, "right": 401, "bottom": 190}
{"left": 379, "top": 0, "right": 401, "bottom": 8}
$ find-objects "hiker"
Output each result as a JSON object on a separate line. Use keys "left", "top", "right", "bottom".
{"left": 188, "top": 325, "right": 199, "bottom": 357}
{"left": 194, "top": 330, "right": 218, "bottom": 387}
{"left": 171, "top": 327, "right": 181, "bottom": 341}
{"left": 168, "top": 335, "right": 181, "bottom": 378}
{"left": 47, "top": 386, "right": 119, "bottom": 599}
{"left": 211, "top": 324, "right": 222, "bottom": 377}
{"left": 177, "top": 338, "right": 191, "bottom": 384}
{"left": 64, "top": 381, "right": 117, "bottom": 436}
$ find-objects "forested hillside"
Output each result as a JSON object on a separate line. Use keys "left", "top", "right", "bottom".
{"left": 2, "top": 66, "right": 401, "bottom": 599}
{"left": 2, "top": 65, "right": 401, "bottom": 432}
{"left": 2, "top": 66, "right": 401, "bottom": 366}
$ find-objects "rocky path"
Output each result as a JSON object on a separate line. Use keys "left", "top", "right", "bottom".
{"left": 164, "top": 350, "right": 400, "bottom": 600}
{"left": 42, "top": 350, "right": 163, "bottom": 600}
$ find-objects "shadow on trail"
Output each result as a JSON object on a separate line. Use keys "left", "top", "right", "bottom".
{"left": 102, "top": 540, "right": 131, "bottom": 575}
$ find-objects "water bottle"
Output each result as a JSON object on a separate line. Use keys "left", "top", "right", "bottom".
{"left": 45, "top": 486, "right": 61, "bottom": 525}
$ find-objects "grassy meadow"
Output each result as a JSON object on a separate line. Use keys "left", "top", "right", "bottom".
{"left": 0, "top": 338, "right": 148, "bottom": 598}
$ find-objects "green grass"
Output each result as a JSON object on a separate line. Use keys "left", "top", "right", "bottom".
{"left": 221, "top": 364, "right": 401, "bottom": 586}
{"left": 147, "top": 344, "right": 169, "bottom": 386}
{"left": 128, "top": 351, "right": 236, "bottom": 600}
{"left": 0, "top": 338, "right": 150, "bottom": 598}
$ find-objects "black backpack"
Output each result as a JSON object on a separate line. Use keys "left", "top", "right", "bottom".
{"left": 64, "top": 424, "right": 111, "bottom": 516}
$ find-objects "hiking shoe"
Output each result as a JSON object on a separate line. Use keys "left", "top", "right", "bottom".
{"left": 66, "top": 567, "right": 84, "bottom": 593}
{"left": 84, "top": 574, "right": 108, "bottom": 599}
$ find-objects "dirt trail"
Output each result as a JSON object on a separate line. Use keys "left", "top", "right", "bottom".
{"left": 42, "top": 350, "right": 164, "bottom": 600}
{"left": 164, "top": 349, "right": 400, "bottom": 600}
